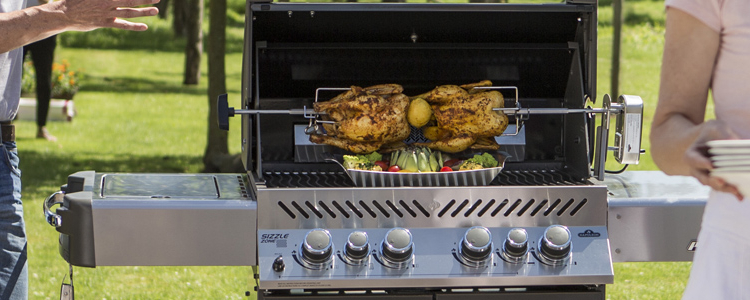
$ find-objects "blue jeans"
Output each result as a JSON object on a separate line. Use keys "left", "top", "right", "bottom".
{"left": 0, "top": 141, "right": 27, "bottom": 300}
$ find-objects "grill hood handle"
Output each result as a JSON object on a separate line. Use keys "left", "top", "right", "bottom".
{"left": 217, "top": 93, "right": 234, "bottom": 131}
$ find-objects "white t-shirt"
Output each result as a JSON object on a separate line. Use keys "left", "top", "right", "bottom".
{"left": 0, "top": 0, "right": 27, "bottom": 122}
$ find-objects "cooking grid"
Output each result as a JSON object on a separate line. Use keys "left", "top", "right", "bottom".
{"left": 261, "top": 168, "right": 586, "bottom": 188}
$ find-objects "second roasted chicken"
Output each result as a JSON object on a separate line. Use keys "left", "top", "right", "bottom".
{"left": 413, "top": 80, "right": 509, "bottom": 153}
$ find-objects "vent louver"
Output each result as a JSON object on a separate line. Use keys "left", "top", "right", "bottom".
{"left": 277, "top": 198, "right": 589, "bottom": 220}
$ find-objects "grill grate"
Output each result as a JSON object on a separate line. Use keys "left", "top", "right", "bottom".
{"left": 263, "top": 171, "right": 353, "bottom": 188}
{"left": 263, "top": 169, "right": 585, "bottom": 188}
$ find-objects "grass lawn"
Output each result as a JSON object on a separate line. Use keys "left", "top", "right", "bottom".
{"left": 19, "top": 1, "right": 696, "bottom": 299}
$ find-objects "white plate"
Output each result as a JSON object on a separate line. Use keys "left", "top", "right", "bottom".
{"left": 713, "top": 166, "right": 750, "bottom": 173}
{"left": 711, "top": 171, "right": 750, "bottom": 198}
{"left": 707, "top": 139, "right": 750, "bottom": 148}
{"left": 711, "top": 154, "right": 750, "bottom": 162}
{"left": 713, "top": 159, "right": 750, "bottom": 168}
{"left": 708, "top": 147, "right": 750, "bottom": 156}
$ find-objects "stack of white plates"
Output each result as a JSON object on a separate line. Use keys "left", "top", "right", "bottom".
{"left": 707, "top": 139, "right": 750, "bottom": 196}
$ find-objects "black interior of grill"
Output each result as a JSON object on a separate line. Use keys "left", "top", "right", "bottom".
{"left": 242, "top": 3, "right": 597, "bottom": 185}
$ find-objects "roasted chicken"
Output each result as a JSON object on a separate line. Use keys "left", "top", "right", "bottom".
{"left": 309, "top": 84, "right": 410, "bottom": 154}
{"left": 413, "top": 80, "right": 509, "bottom": 153}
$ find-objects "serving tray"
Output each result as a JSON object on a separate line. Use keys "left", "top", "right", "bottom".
{"left": 329, "top": 154, "right": 507, "bottom": 187}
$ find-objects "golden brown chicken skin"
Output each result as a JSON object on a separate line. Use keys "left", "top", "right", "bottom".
{"left": 310, "top": 84, "right": 410, "bottom": 154}
{"left": 414, "top": 81, "right": 509, "bottom": 153}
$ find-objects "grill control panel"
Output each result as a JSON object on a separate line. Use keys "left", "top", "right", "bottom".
{"left": 257, "top": 225, "right": 613, "bottom": 290}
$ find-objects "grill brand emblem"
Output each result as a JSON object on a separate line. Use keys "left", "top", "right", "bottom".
{"left": 577, "top": 229, "right": 601, "bottom": 238}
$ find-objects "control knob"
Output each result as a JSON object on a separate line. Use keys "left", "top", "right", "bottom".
{"left": 381, "top": 227, "right": 413, "bottom": 267}
{"left": 502, "top": 228, "right": 529, "bottom": 262}
{"left": 301, "top": 229, "right": 333, "bottom": 265}
{"left": 460, "top": 226, "right": 493, "bottom": 262}
{"left": 345, "top": 231, "right": 369, "bottom": 260}
{"left": 538, "top": 225, "right": 572, "bottom": 265}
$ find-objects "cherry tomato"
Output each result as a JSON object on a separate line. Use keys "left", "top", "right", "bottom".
{"left": 443, "top": 159, "right": 461, "bottom": 167}
{"left": 388, "top": 165, "right": 401, "bottom": 172}
{"left": 440, "top": 166, "right": 453, "bottom": 172}
{"left": 374, "top": 161, "right": 389, "bottom": 170}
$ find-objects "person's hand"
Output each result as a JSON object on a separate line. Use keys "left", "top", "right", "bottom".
{"left": 57, "top": 0, "right": 160, "bottom": 32}
{"left": 685, "top": 119, "right": 744, "bottom": 200}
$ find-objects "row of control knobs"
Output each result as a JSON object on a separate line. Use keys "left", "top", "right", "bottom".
{"left": 298, "top": 225, "right": 572, "bottom": 269}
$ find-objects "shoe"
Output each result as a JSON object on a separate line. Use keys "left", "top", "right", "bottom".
{"left": 37, "top": 127, "right": 57, "bottom": 142}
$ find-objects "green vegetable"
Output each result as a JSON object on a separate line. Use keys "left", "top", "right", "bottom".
{"left": 404, "top": 151, "right": 419, "bottom": 172}
{"left": 343, "top": 155, "right": 373, "bottom": 170}
{"left": 465, "top": 153, "right": 499, "bottom": 168}
{"left": 418, "top": 151, "right": 430, "bottom": 172}
{"left": 342, "top": 151, "right": 382, "bottom": 170}
{"left": 429, "top": 151, "right": 439, "bottom": 172}
{"left": 458, "top": 161, "right": 483, "bottom": 171}
{"left": 363, "top": 152, "right": 382, "bottom": 163}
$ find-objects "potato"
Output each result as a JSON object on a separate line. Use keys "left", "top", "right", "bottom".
{"left": 407, "top": 98, "right": 433, "bottom": 128}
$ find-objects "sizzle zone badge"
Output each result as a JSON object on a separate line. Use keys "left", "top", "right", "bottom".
{"left": 261, "top": 233, "right": 290, "bottom": 248}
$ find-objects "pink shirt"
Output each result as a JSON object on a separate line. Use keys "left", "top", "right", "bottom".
{"left": 665, "top": 1, "right": 750, "bottom": 299}
{"left": 666, "top": 0, "right": 750, "bottom": 137}
{"left": 665, "top": 0, "right": 750, "bottom": 235}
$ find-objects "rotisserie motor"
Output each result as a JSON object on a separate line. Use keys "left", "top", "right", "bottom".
{"left": 310, "top": 84, "right": 410, "bottom": 154}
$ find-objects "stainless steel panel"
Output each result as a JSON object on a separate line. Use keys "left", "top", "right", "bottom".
{"left": 257, "top": 226, "right": 613, "bottom": 289}
{"left": 92, "top": 199, "right": 257, "bottom": 266}
{"left": 89, "top": 173, "right": 259, "bottom": 266}
{"left": 600, "top": 171, "right": 709, "bottom": 262}
{"left": 257, "top": 185, "right": 608, "bottom": 230}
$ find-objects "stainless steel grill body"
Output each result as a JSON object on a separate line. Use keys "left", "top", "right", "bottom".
{"left": 256, "top": 184, "right": 613, "bottom": 290}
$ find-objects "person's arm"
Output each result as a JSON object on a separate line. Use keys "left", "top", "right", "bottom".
{"left": 0, "top": 0, "right": 159, "bottom": 53}
{"left": 651, "top": 7, "right": 741, "bottom": 198}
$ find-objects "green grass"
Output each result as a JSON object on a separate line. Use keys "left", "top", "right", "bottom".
{"left": 20, "top": 1, "right": 697, "bottom": 299}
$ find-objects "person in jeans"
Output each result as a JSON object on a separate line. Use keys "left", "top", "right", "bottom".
{"left": 0, "top": 1, "right": 159, "bottom": 298}
{"left": 651, "top": 0, "right": 750, "bottom": 298}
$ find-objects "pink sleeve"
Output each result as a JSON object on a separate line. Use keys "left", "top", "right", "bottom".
{"left": 665, "top": 0, "right": 722, "bottom": 32}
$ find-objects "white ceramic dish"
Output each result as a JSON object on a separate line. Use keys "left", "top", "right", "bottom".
{"left": 711, "top": 171, "right": 750, "bottom": 198}
{"left": 711, "top": 154, "right": 750, "bottom": 162}
{"left": 708, "top": 147, "right": 750, "bottom": 156}
{"left": 707, "top": 139, "right": 750, "bottom": 148}
{"left": 713, "top": 159, "right": 750, "bottom": 168}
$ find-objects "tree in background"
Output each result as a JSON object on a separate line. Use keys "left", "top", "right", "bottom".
{"left": 184, "top": 0, "right": 203, "bottom": 85}
{"left": 204, "top": 0, "right": 243, "bottom": 172}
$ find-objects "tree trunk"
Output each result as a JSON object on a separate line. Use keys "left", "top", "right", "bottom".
{"left": 173, "top": 0, "right": 187, "bottom": 37}
{"left": 156, "top": 0, "right": 169, "bottom": 19}
{"left": 204, "top": 0, "right": 242, "bottom": 173}
{"left": 183, "top": 0, "right": 203, "bottom": 85}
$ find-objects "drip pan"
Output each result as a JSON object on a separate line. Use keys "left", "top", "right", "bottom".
{"left": 329, "top": 154, "right": 507, "bottom": 187}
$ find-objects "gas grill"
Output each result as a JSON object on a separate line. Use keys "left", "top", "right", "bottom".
{"left": 42, "top": 0, "right": 710, "bottom": 299}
